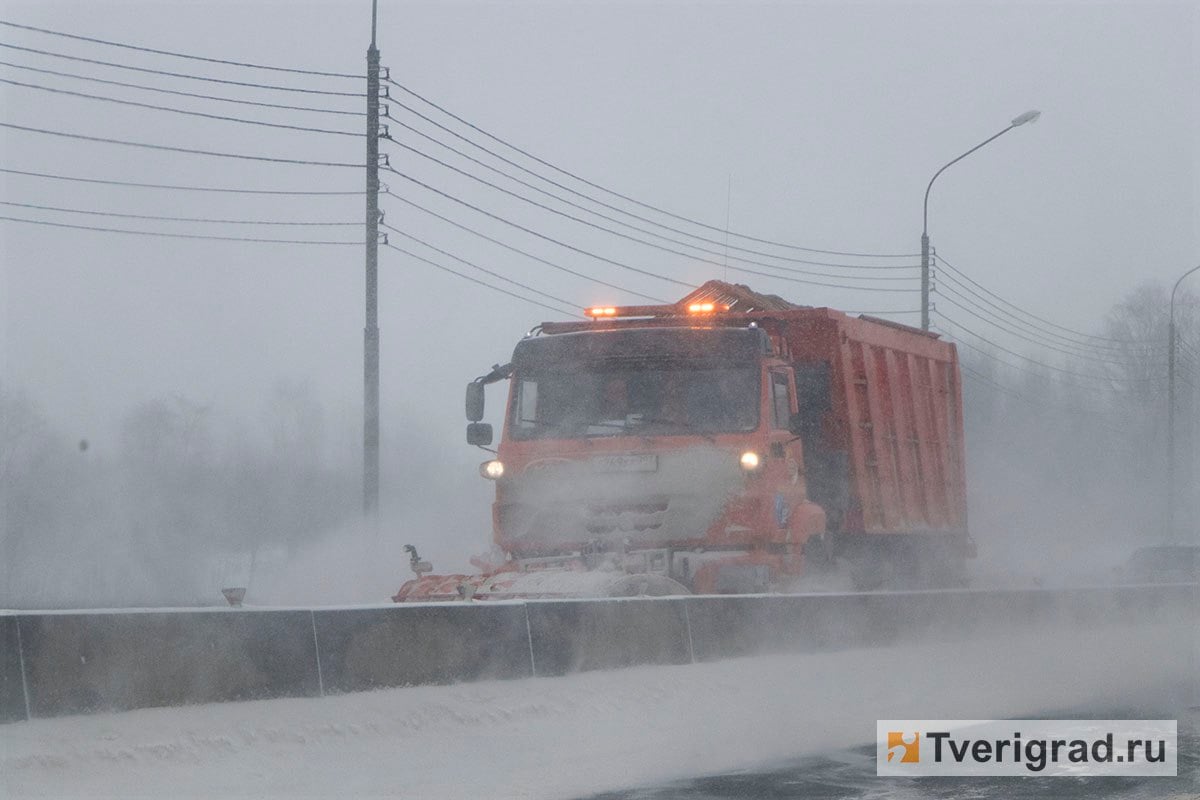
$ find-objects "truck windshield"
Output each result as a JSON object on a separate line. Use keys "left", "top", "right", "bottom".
{"left": 510, "top": 363, "right": 760, "bottom": 440}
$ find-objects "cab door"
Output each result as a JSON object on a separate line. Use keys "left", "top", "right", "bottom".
{"left": 766, "top": 367, "right": 809, "bottom": 538}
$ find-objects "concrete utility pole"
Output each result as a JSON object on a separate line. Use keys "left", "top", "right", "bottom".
{"left": 1167, "top": 263, "right": 1200, "bottom": 541}
{"left": 920, "top": 110, "right": 1040, "bottom": 331}
{"left": 364, "top": 0, "right": 381, "bottom": 521}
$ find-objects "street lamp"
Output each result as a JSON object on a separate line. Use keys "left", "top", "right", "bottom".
{"left": 921, "top": 110, "right": 1041, "bottom": 331}
{"left": 1167, "top": 263, "right": 1200, "bottom": 540}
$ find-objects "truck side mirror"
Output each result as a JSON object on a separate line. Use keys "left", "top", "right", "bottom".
{"left": 466, "top": 422, "right": 493, "bottom": 446}
{"left": 465, "top": 381, "right": 485, "bottom": 422}
{"left": 788, "top": 412, "right": 805, "bottom": 438}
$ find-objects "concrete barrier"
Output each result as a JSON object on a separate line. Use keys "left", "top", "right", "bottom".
{"left": 684, "top": 584, "right": 1195, "bottom": 662}
{"left": 2, "top": 584, "right": 1194, "bottom": 724}
{"left": 313, "top": 604, "right": 532, "bottom": 693}
{"left": 686, "top": 594, "right": 849, "bottom": 661}
{"left": 525, "top": 598, "right": 692, "bottom": 676}
{"left": 17, "top": 610, "right": 319, "bottom": 718}
{"left": 1062, "top": 584, "right": 1196, "bottom": 624}
{"left": 1, "top": 616, "right": 27, "bottom": 723}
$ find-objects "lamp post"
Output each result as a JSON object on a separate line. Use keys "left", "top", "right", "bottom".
{"left": 1167, "top": 263, "right": 1200, "bottom": 540}
{"left": 921, "top": 110, "right": 1041, "bottom": 331}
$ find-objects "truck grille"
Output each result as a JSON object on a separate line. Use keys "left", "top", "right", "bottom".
{"left": 497, "top": 446, "right": 741, "bottom": 546}
{"left": 583, "top": 497, "right": 670, "bottom": 534}
{"left": 498, "top": 496, "right": 675, "bottom": 541}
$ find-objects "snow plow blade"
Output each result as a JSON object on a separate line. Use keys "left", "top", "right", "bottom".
{"left": 392, "top": 569, "right": 690, "bottom": 602}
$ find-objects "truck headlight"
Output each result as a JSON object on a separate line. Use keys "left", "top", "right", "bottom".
{"left": 739, "top": 451, "right": 762, "bottom": 471}
{"left": 480, "top": 459, "right": 505, "bottom": 480}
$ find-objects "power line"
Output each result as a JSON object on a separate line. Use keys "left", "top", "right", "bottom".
{"left": 849, "top": 309, "right": 922, "bottom": 316}
{"left": 0, "top": 214, "right": 361, "bottom": 244}
{"left": 379, "top": 213, "right": 667, "bottom": 303}
{"left": 381, "top": 203, "right": 920, "bottom": 314}
{"left": 387, "top": 78, "right": 918, "bottom": 260}
{"left": 935, "top": 311, "right": 1161, "bottom": 385}
{"left": 935, "top": 266, "right": 1164, "bottom": 355}
{"left": 0, "top": 41, "right": 364, "bottom": 97}
{"left": 1176, "top": 339, "right": 1199, "bottom": 372}
{"left": 961, "top": 364, "right": 1118, "bottom": 417}
{"left": 961, "top": 363, "right": 1027, "bottom": 399}
{"left": 386, "top": 227, "right": 585, "bottom": 311}
{"left": 389, "top": 117, "right": 919, "bottom": 275}
{"left": 0, "top": 166, "right": 364, "bottom": 195}
{"left": 383, "top": 241, "right": 580, "bottom": 318}
{"left": 381, "top": 169, "right": 694, "bottom": 291}
{"left": 958, "top": 364, "right": 1127, "bottom": 433}
{"left": 0, "top": 122, "right": 364, "bottom": 167}
{"left": 936, "top": 251, "right": 1165, "bottom": 346}
{"left": 382, "top": 152, "right": 918, "bottom": 294}
{"left": 936, "top": 283, "right": 1164, "bottom": 368}
{"left": 0, "top": 19, "right": 363, "bottom": 79}
{"left": 385, "top": 134, "right": 917, "bottom": 284}
{"left": 945, "top": 327, "right": 1115, "bottom": 391}
{"left": 0, "top": 59, "right": 365, "bottom": 115}
{"left": 0, "top": 76, "right": 363, "bottom": 136}
{"left": 0, "top": 200, "right": 358, "bottom": 226}
{"left": 1179, "top": 337, "right": 1199, "bottom": 361}
{"left": 935, "top": 267, "right": 1163, "bottom": 356}
{"left": 388, "top": 102, "right": 919, "bottom": 271}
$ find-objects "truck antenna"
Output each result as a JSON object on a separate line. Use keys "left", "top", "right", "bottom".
{"left": 723, "top": 174, "right": 732, "bottom": 281}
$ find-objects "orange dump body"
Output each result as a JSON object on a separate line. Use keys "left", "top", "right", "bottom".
{"left": 777, "top": 306, "right": 968, "bottom": 537}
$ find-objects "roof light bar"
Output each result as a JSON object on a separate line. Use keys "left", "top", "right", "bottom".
{"left": 582, "top": 301, "right": 731, "bottom": 318}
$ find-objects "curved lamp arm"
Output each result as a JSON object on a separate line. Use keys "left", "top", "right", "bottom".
{"left": 923, "top": 110, "right": 1041, "bottom": 236}
{"left": 1170, "top": 264, "right": 1200, "bottom": 323}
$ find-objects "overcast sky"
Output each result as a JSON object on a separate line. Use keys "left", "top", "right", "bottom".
{"left": 2, "top": 0, "right": 1197, "bottom": 463}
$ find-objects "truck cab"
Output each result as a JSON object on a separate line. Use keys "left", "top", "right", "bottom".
{"left": 471, "top": 321, "right": 827, "bottom": 594}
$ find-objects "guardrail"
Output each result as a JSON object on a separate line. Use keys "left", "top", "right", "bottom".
{"left": 2, "top": 584, "right": 1194, "bottom": 723}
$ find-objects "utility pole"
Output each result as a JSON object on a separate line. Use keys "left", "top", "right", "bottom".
{"left": 920, "top": 232, "right": 930, "bottom": 331}
{"left": 364, "top": 0, "right": 381, "bottom": 522}
{"left": 1167, "top": 263, "right": 1200, "bottom": 541}
{"left": 1167, "top": 313, "right": 1175, "bottom": 539}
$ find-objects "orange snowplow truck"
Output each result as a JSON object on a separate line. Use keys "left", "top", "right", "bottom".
{"left": 395, "top": 280, "right": 972, "bottom": 601}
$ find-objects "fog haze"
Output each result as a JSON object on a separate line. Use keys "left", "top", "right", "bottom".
{"left": 1, "top": 1, "right": 1197, "bottom": 603}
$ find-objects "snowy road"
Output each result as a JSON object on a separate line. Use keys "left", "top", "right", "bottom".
{"left": 2, "top": 619, "right": 1194, "bottom": 799}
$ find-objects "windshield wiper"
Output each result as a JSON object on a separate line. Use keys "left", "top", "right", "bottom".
{"left": 517, "top": 417, "right": 558, "bottom": 428}
{"left": 584, "top": 420, "right": 631, "bottom": 431}
{"left": 519, "top": 418, "right": 641, "bottom": 443}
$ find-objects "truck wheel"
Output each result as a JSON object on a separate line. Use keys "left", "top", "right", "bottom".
{"left": 849, "top": 558, "right": 890, "bottom": 591}
{"left": 931, "top": 553, "right": 969, "bottom": 588}
{"left": 803, "top": 533, "right": 835, "bottom": 573}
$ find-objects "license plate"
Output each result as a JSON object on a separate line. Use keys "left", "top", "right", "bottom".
{"left": 591, "top": 454, "right": 658, "bottom": 473}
